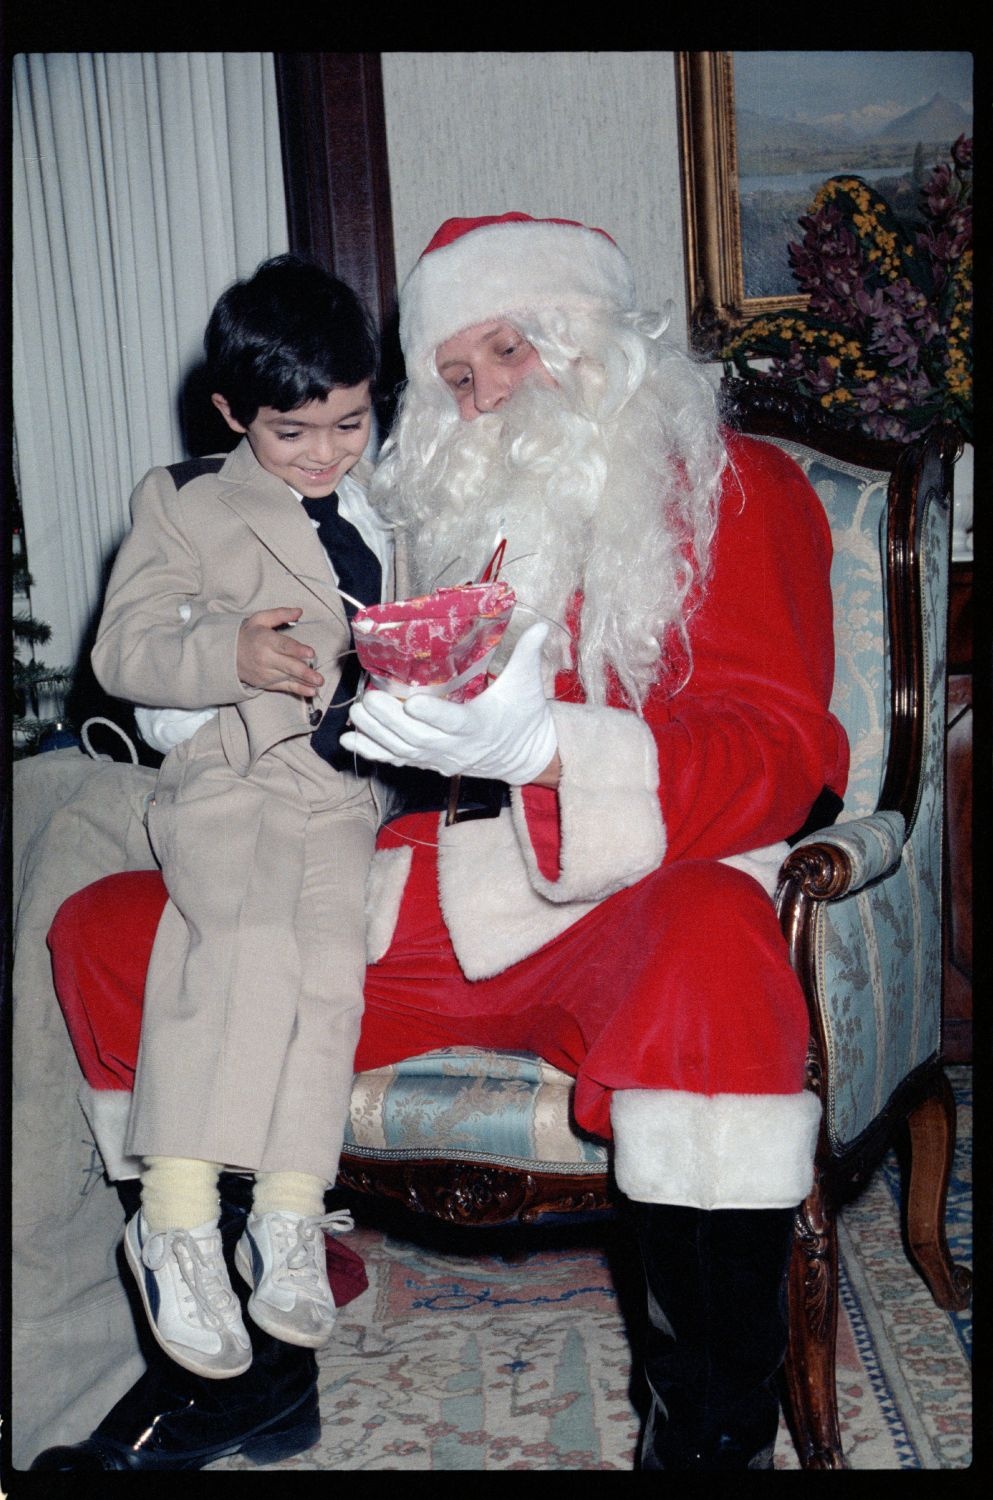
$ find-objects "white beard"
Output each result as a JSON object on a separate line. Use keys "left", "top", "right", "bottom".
{"left": 372, "top": 370, "right": 722, "bottom": 706}
{"left": 384, "top": 385, "right": 598, "bottom": 672}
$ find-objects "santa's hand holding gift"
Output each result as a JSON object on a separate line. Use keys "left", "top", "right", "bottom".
{"left": 37, "top": 211, "right": 847, "bottom": 1472}
{"left": 346, "top": 619, "right": 557, "bottom": 784}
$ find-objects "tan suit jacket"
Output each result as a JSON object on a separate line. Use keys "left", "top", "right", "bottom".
{"left": 93, "top": 438, "right": 390, "bottom": 774}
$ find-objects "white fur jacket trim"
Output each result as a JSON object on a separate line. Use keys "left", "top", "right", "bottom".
{"left": 365, "top": 844, "right": 414, "bottom": 966}
{"left": 512, "top": 700, "right": 664, "bottom": 901}
{"left": 610, "top": 1086, "right": 822, "bottom": 1209}
{"left": 365, "top": 700, "right": 665, "bottom": 978}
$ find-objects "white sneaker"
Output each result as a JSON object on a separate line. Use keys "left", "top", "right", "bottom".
{"left": 124, "top": 1211, "right": 252, "bottom": 1379}
{"left": 234, "top": 1208, "right": 354, "bottom": 1348}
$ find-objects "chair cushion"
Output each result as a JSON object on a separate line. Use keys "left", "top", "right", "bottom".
{"left": 345, "top": 1047, "right": 609, "bottom": 1172}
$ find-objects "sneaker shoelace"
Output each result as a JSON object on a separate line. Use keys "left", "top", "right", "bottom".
{"left": 270, "top": 1209, "right": 354, "bottom": 1296}
{"left": 164, "top": 1228, "right": 241, "bottom": 1330}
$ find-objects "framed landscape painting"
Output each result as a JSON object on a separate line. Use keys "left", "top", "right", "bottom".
{"left": 676, "top": 51, "right": 973, "bottom": 353}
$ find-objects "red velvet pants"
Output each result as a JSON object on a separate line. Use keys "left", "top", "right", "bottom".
{"left": 49, "top": 814, "right": 809, "bottom": 1143}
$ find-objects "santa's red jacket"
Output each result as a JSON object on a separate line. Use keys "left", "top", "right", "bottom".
{"left": 366, "top": 430, "right": 847, "bottom": 976}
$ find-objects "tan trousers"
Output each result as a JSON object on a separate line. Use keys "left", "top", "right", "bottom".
{"left": 125, "top": 716, "right": 377, "bottom": 1182}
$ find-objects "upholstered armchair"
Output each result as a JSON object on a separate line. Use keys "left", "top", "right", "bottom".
{"left": 336, "top": 375, "right": 972, "bottom": 1469}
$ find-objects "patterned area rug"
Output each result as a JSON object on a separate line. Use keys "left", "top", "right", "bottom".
{"left": 211, "top": 1066, "right": 971, "bottom": 1472}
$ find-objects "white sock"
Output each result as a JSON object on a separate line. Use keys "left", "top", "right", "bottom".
{"left": 252, "top": 1170, "right": 329, "bottom": 1218}
{"left": 140, "top": 1156, "right": 222, "bottom": 1231}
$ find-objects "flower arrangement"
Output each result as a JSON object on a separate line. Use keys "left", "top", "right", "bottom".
{"left": 722, "top": 136, "right": 972, "bottom": 444}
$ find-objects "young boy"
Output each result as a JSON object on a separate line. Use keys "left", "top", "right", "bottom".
{"left": 90, "top": 254, "right": 391, "bottom": 1379}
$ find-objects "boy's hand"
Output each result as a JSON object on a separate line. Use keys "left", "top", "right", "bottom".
{"left": 237, "top": 607, "right": 325, "bottom": 697}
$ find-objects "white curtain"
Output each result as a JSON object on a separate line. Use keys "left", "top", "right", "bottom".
{"left": 12, "top": 52, "right": 289, "bottom": 678}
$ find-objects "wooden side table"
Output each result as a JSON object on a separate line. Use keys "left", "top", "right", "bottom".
{"left": 942, "top": 560, "right": 972, "bottom": 1061}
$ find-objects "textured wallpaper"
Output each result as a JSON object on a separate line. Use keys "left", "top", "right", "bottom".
{"left": 381, "top": 52, "right": 688, "bottom": 346}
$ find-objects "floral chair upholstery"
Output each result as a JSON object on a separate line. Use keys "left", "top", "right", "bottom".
{"left": 336, "top": 376, "right": 972, "bottom": 1469}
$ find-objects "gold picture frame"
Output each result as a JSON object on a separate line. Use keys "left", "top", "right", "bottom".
{"left": 676, "top": 51, "right": 808, "bottom": 356}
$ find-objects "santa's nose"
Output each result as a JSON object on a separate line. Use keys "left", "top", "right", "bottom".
{"left": 472, "top": 375, "right": 507, "bottom": 414}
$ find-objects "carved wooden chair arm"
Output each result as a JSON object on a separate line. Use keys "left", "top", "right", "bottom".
{"left": 778, "top": 809, "right": 906, "bottom": 903}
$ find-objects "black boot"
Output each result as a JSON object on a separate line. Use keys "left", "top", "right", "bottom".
{"left": 630, "top": 1201, "right": 795, "bottom": 1471}
{"left": 30, "top": 1174, "right": 321, "bottom": 1472}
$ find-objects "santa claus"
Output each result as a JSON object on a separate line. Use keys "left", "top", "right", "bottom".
{"left": 339, "top": 215, "right": 848, "bottom": 1470}
{"left": 33, "top": 212, "right": 848, "bottom": 1472}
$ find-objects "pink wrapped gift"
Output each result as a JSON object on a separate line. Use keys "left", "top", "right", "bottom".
{"left": 352, "top": 580, "right": 516, "bottom": 702}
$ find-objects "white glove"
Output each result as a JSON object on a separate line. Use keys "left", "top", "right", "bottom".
{"left": 340, "top": 622, "right": 558, "bottom": 785}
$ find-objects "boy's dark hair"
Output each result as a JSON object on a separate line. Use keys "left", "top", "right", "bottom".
{"left": 205, "top": 253, "right": 378, "bottom": 425}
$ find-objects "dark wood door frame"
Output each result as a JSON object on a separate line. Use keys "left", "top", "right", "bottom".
{"left": 274, "top": 52, "right": 405, "bottom": 424}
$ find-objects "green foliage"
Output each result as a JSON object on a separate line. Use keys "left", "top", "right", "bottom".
{"left": 12, "top": 527, "right": 76, "bottom": 757}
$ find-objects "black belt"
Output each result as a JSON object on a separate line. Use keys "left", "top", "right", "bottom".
{"left": 377, "top": 765, "right": 510, "bottom": 826}
{"left": 379, "top": 771, "right": 841, "bottom": 840}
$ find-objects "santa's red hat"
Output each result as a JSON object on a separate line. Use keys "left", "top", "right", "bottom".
{"left": 399, "top": 212, "right": 637, "bottom": 373}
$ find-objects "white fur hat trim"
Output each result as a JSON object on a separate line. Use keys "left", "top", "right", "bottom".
{"left": 400, "top": 214, "right": 637, "bottom": 372}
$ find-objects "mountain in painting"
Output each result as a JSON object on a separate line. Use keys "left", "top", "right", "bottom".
{"left": 736, "top": 108, "right": 852, "bottom": 158}
{"left": 738, "top": 91, "right": 972, "bottom": 166}
{"left": 737, "top": 89, "right": 971, "bottom": 181}
{"left": 875, "top": 92, "right": 972, "bottom": 141}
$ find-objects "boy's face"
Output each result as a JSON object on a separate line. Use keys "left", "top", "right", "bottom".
{"left": 212, "top": 382, "right": 373, "bottom": 498}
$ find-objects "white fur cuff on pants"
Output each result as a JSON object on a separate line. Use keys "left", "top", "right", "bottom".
{"left": 610, "top": 1087, "right": 822, "bottom": 1210}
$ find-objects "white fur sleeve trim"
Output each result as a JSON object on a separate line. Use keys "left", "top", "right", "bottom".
{"left": 511, "top": 700, "right": 665, "bottom": 903}
{"left": 77, "top": 1083, "right": 142, "bottom": 1182}
{"left": 611, "top": 1087, "right": 822, "bottom": 1209}
{"left": 365, "top": 844, "right": 413, "bottom": 963}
